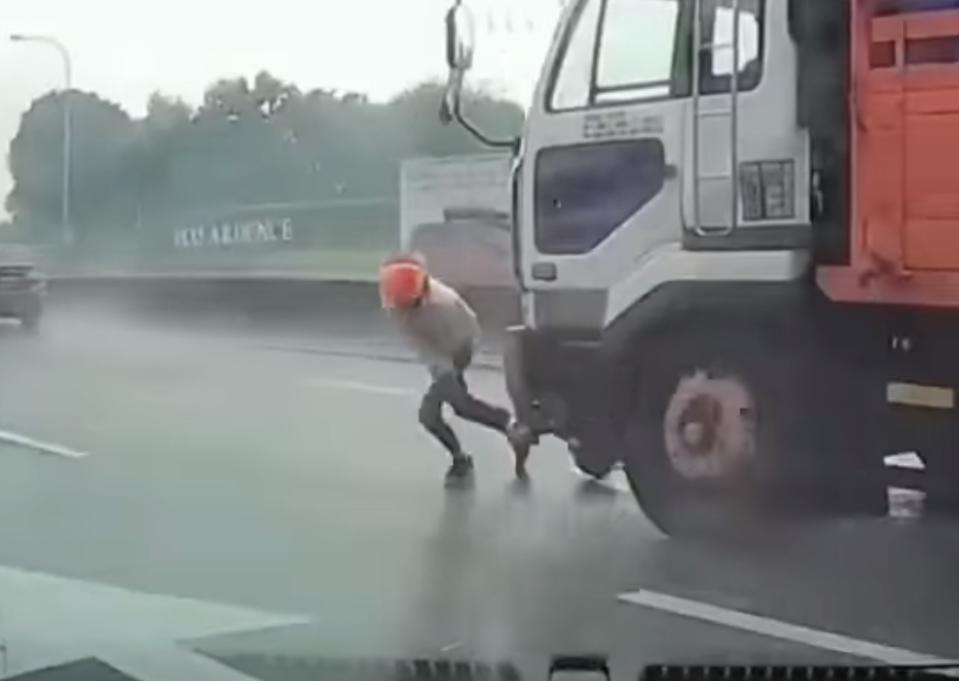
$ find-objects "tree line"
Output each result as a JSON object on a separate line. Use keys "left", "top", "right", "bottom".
{"left": 3, "top": 71, "right": 524, "bottom": 248}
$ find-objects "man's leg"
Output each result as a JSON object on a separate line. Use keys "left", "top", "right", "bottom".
{"left": 440, "top": 372, "right": 510, "bottom": 433}
{"left": 441, "top": 372, "right": 534, "bottom": 479}
{"left": 419, "top": 380, "right": 462, "bottom": 454}
{"left": 419, "top": 379, "right": 473, "bottom": 480}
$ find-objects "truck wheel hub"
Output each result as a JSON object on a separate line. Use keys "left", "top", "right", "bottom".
{"left": 663, "top": 371, "right": 757, "bottom": 481}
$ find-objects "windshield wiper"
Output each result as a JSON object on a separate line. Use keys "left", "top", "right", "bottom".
{"left": 640, "top": 664, "right": 959, "bottom": 681}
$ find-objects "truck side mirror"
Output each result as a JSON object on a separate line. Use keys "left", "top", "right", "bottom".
{"left": 439, "top": 1, "right": 517, "bottom": 151}
{"left": 445, "top": 2, "right": 475, "bottom": 72}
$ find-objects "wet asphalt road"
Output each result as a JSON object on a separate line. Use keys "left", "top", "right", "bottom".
{"left": 0, "top": 305, "right": 956, "bottom": 680}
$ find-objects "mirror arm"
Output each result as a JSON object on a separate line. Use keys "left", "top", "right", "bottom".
{"left": 453, "top": 103, "right": 516, "bottom": 150}
{"left": 441, "top": 71, "right": 519, "bottom": 152}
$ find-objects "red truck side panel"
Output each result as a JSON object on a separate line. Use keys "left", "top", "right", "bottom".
{"left": 817, "top": 1, "right": 959, "bottom": 307}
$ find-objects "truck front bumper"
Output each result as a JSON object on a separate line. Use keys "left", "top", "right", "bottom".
{"left": 503, "top": 324, "right": 627, "bottom": 476}
{"left": 503, "top": 325, "right": 546, "bottom": 433}
{"left": 503, "top": 324, "right": 605, "bottom": 439}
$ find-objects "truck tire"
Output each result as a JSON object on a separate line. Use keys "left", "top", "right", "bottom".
{"left": 623, "top": 333, "right": 886, "bottom": 537}
{"left": 569, "top": 427, "right": 622, "bottom": 480}
{"left": 623, "top": 339, "right": 773, "bottom": 538}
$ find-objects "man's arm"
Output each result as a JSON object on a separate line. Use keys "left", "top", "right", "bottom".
{"left": 391, "top": 311, "right": 456, "bottom": 376}
{"left": 414, "top": 337, "right": 457, "bottom": 377}
{"left": 453, "top": 294, "right": 482, "bottom": 349}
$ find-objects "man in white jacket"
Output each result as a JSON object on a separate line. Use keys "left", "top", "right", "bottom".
{"left": 379, "top": 254, "right": 534, "bottom": 483}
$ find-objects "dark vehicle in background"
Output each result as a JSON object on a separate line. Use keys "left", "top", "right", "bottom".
{"left": 401, "top": 154, "right": 518, "bottom": 329}
{"left": 0, "top": 263, "right": 44, "bottom": 331}
{"left": 409, "top": 206, "right": 519, "bottom": 332}
{"left": 409, "top": 207, "right": 513, "bottom": 292}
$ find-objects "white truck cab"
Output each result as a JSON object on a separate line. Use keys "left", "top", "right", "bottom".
{"left": 440, "top": 1, "right": 959, "bottom": 535}
{"left": 516, "top": 0, "right": 809, "bottom": 332}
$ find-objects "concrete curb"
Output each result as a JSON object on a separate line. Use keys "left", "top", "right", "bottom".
{"left": 45, "top": 271, "right": 378, "bottom": 283}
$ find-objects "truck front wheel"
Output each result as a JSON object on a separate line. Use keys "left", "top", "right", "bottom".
{"left": 623, "top": 338, "right": 783, "bottom": 538}
{"left": 624, "top": 335, "right": 886, "bottom": 537}
{"left": 569, "top": 436, "right": 617, "bottom": 480}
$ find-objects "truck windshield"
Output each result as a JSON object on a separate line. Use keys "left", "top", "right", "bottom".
{"left": 595, "top": 0, "right": 679, "bottom": 100}
{"left": 548, "top": 0, "right": 763, "bottom": 111}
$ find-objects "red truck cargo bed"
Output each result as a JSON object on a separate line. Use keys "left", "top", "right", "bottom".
{"left": 818, "top": 1, "right": 959, "bottom": 307}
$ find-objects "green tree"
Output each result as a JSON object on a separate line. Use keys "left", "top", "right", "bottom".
{"left": 388, "top": 81, "right": 523, "bottom": 157}
{"left": 5, "top": 72, "right": 525, "bottom": 248}
{"left": 7, "top": 91, "right": 138, "bottom": 242}
{"left": 252, "top": 71, "right": 299, "bottom": 117}
{"left": 145, "top": 92, "right": 191, "bottom": 130}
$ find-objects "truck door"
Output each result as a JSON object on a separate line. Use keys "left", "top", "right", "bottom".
{"left": 684, "top": 0, "right": 810, "bottom": 246}
{"left": 517, "top": 0, "right": 688, "bottom": 332}
{"left": 687, "top": 0, "right": 762, "bottom": 233}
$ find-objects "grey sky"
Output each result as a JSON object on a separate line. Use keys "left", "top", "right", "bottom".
{"left": 0, "top": 0, "right": 561, "bottom": 218}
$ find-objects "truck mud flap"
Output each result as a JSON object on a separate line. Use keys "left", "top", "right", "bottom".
{"left": 503, "top": 326, "right": 545, "bottom": 432}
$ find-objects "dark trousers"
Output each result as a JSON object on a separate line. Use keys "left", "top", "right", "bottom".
{"left": 418, "top": 350, "right": 510, "bottom": 456}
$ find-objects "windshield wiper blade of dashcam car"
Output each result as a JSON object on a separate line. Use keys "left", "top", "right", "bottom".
{"left": 639, "top": 664, "right": 959, "bottom": 681}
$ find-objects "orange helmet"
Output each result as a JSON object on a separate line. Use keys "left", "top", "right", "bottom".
{"left": 379, "top": 259, "right": 428, "bottom": 309}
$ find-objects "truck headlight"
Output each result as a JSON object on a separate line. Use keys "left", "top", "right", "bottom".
{"left": 739, "top": 160, "right": 795, "bottom": 221}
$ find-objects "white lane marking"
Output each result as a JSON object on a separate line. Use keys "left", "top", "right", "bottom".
{"left": 305, "top": 377, "right": 417, "bottom": 398}
{"left": 607, "top": 473, "right": 632, "bottom": 494}
{"left": 619, "top": 589, "right": 952, "bottom": 665}
{"left": 0, "top": 564, "right": 308, "bottom": 678}
{"left": 887, "top": 487, "right": 926, "bottom": 520}
{"left": 569, "top": 465, "right": 632, "bottom": 494}
{"left": 105, "top": 646, "right": 264, "bottom": 681}
{"left": 0, "top": 428, "right": 88, "bottom": 459}
{"left": 885, "top": 452, "right": 925, "bottom": 471}
{"left": 440, "top": 641, "right": 463, "bottom": 653}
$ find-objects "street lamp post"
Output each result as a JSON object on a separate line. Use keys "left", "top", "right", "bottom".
{"left": 10, "top": 34, "right": 73, "bottom": 244}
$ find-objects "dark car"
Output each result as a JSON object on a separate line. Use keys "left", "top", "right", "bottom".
{"left": 407, "top": 208, "right": 514, "bottom": 292}
{"left": 408, "top": 208, "right": 520, "bottom": 330}
{"left": 0, "top": 264, "right": 45, "bottom": 331}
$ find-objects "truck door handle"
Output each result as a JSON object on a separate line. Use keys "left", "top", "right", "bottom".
{"left": 531, "top": 262, "right": 558, "bottom": 281}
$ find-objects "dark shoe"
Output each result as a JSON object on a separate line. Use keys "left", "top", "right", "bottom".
{"left": 506, "top": 421, "right": 534, "bottom": 479}
{"left": 445, "top": 454, "right": 474, "bottom": 482}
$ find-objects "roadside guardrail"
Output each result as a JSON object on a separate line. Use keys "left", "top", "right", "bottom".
{"left": 3, "top": 243, "right": 520, "bottom": 338}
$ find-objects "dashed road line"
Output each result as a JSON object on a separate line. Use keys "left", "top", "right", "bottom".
{"left": 619, "top": 589, "right": 952, "bottom": 665}
{"left": 0, "top": 428, "right": 89, "bottom": 459}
